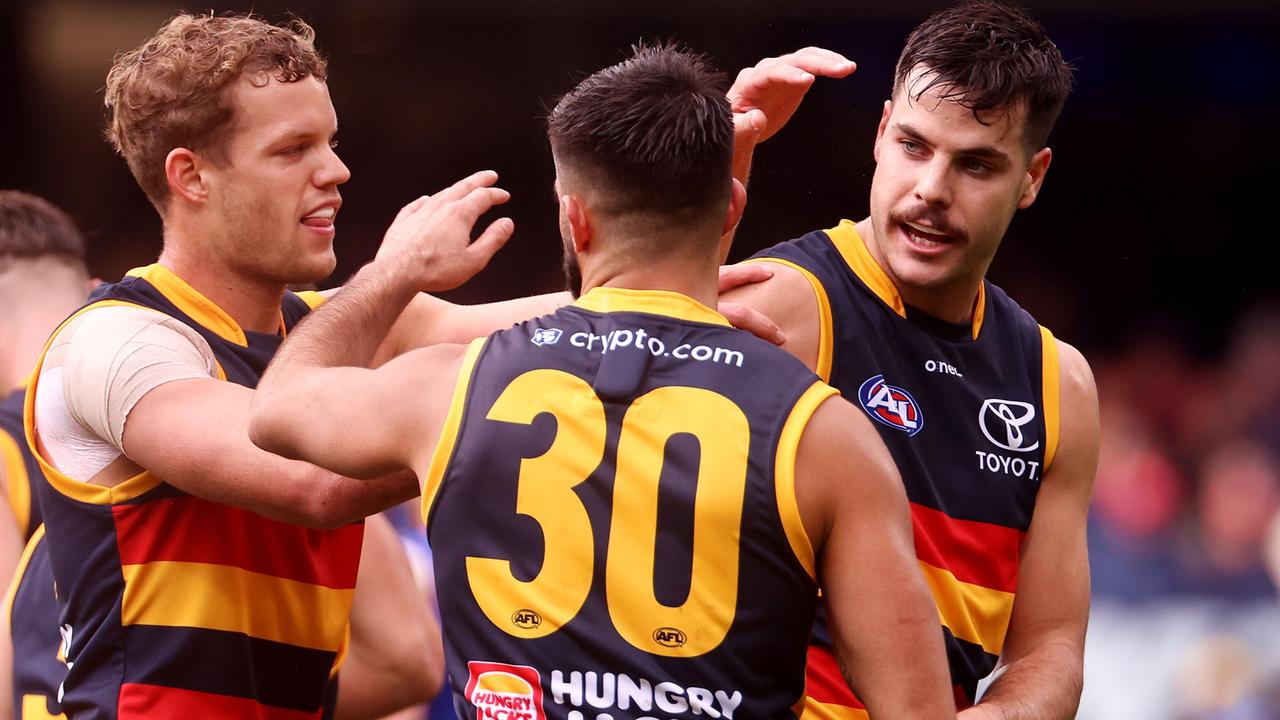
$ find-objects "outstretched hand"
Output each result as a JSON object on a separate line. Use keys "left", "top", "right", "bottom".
{"left": 730, "top": 47, "right": 856, "bottom": 151}
{"left": 375, "top": 170, "right": 514, "bottom": 293}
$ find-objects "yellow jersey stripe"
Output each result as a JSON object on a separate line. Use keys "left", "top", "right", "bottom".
{"left": 422, "top": 338, "right": 488, "bottom": 526}
{"left": 119, "top": 561, "right": 353, "bottom": 652}
{"left": 1039, "top": 325, "right": 1060, "bottom": 471}
{"left": 743, "top": 258, "right": 835, "bottom": 383}
{"left": 918, "top": 559, "right": 1015, "bottom": 655}
{"left": 774, "top": 381, "right": 839, "bottom": 580}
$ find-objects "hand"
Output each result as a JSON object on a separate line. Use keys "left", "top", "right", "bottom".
{"left": 717, "top": 263, "right": 785, "bottom": 345}
{"left": 730, "top": 47, "right": 856, "bottom": 149}
{"left": 375, "top": 170, "right": 514, "bottom": 292}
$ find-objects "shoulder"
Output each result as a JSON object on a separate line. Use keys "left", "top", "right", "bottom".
{"left": 53, "top": 304, "right": 216, "bottom": 377}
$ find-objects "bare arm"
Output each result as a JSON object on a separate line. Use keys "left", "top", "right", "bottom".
{"left": 122, "top": 379, "right": 418, "bottom": 528}
{"left": 335, "top": 514, "right": 443, "bottom": 720}
{"left": 251, "top": 171, "right": 512, "bottom": 480}
{"left": 720, "top": 261, "right": 822, "bottom": 373}
{"left": 374, "top": 263, "right": 786, "bottom": 366}
{"left": 796, "top": 396, "right": 954, "bottom": 719}
{"left": 959, "top": 341, "right": 1098, "bottom": 719}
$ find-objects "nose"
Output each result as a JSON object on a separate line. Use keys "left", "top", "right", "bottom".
{"left": 316, "top": 145, "right": 351, "bottom": 188}
{"left": 913, "top": 156, "right": 952, "bottom": 208}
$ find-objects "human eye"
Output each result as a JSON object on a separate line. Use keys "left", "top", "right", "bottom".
{"left": 962, "top": 158, "right": 991, "bottom": 175}
{"left": 900, "top": 139, "right": 923, "bottom": 155}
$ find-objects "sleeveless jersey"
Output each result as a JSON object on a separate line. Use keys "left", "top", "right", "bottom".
{"left": 424, "top": 287, "right": 835, "bottom": 720}
{"left": 5, "top": 389, "right": 65, "bottom": 718}
{"left": 23, "top": 264, "right": 363, "bottom": 719}
{"left": 1, "top": 387, "right": 43, "bottom": 538}
{"left": 5, "top": 528, "right": 65, "bottom": 719}
{"left": 753, "top": 221, "right": 1059, "bottom": 715}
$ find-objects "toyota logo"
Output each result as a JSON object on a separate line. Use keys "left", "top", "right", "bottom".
{"left": 978, "top": 399, "right": 1039, "bottom": 452}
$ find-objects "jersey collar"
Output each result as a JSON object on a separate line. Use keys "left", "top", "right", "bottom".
{"left": 125, "top": 263, "right": 286, "bottom": 347}
{"left": 572, "top": 286, "right": 731, "bottom": 327}
{"left": 825, "top": 220, "right": 986, "bottom": 340}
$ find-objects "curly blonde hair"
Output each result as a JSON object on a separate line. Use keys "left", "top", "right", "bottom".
{"left": 104, "top": 13, "right": 328, "bottom": 214}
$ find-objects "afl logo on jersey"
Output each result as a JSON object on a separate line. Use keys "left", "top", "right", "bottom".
{"left": 858, "top": 375, "right": 923, "bottom": 435}
{"left": 512, "top": 609, "right": 542, "bottom": 630}
{"left": 979, "top": 399, "right": 1039, "bottom": 452}
{"left": 653, "top": 627, "right": 687, "bottom": 648}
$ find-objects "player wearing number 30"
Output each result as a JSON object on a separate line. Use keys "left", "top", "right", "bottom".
{"left": 249, "top": 46, "right": 954, "bottom": 719}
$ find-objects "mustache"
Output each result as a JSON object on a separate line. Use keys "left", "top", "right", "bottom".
{"left": 892, "top": 206, "right": 967, "bottom": 242}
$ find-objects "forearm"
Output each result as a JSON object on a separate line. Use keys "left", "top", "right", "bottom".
{"left": 961, "top": 637, "right": 1083, "bottom": 720}
{"left": 281, "top": 261, "right": 417, "bottom": 374}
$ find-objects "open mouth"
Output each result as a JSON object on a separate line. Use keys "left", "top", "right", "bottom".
{"left": 301, "top": 205, "right": 337, "bottom": 230}
{"left": 899, "top": 220, "right": 955, "bottom": 251}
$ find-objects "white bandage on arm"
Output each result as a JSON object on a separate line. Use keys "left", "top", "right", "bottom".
{"left": 35, "top": 306, "right": 218, "bottom": 480}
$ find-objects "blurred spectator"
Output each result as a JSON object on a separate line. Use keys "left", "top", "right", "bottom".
{"left": 1175, "top": 441, "right": 1280, "bottom": 600}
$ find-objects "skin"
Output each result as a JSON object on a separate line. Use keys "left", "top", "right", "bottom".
{"left": 722, "top": 52, "right": 1098, "bottom": 720}
{"left": 82, "top": 75, "right": 419, "bottom": 525}
{"left": 29, "top": 70, "right": 444, "bottom": 715}
{"left": 335, "top": 514, "right": 443, "bottom": 720}
{"left": 248, "top": 166, "right": 955, "bottom": 719}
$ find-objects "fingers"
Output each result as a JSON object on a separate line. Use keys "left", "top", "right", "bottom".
{"left": 454, "top": 186, "right": 511, "bottom": 224}
{"left": 783, "top": 47, "right": 856, "bottom": 79}
{"left": 469, "top": 217, "right": 515, "bottom": 263}
{"left": 718, "top": 262, "right": 774, "bottom": 292}
{"left": 718, "top": 301, "right": 785, "bottom": 345}
{"left": 426, "top": 170, "right": 501, "bottom": 206}
{"left": 733, "top": 108, "right": 768, "bottom": 138}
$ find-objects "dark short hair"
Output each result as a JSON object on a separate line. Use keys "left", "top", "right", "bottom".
{"left": 894, "top": 0, "right": 1074, "bottom": 151}
{"left": 547, "top": 43, "right": 733, "bottom": 225}
{"left": 105, "top": 13, "right": 327, "bottom": 215}
{"left": 0, "top": 190, "right": 86, "bottom": 263}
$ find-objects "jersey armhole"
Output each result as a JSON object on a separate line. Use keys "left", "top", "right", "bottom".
{"left": 743, "top": 258, "right": 835, "bottom": 383}
{"left": 421, "top": 338, "right": 488, "bottom": 527}
{"left": 1039, "top": 325, "right": 1061, "bottom": 471}
{"left": 775, "top": 381, "right": 840, "bottom": 581}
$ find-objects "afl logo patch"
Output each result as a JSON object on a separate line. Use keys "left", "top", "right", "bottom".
{"left": 858, "top": 375, "right": 923, "bottom": 435}
{"left": 511, "top": 609, "right": 542, "bottom": 630}
{"left": 978, "top": 399, "right": 1039, "bottom": 452}
{"left": 653, "top": 627, "right": 687, "bottom": 648}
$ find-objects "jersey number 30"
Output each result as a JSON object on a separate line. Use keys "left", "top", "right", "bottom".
{"left": 465, "top": 368, "right": 750, "bottom": 658}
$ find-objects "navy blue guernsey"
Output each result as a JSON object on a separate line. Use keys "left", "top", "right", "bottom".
{"left": 752, "top": 221, "right": 1059, "bottom": 714}
{"left": 6, "top": 529, "right": 65, "bottom": 719}
{"left": 4, "top": 387, "right": 64, "bottom": 719}
{"left": 25, "top": 264, "right": 361, "bottom": 719}
{"left": 424, "top": 287, "right": 836, "bottom": 720}
{"left": 1, "top": 388, "right": 43, "bottom": 538}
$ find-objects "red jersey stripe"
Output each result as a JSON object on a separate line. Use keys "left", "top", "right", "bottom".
{"left": 113, "top": 496, "right": 362, "bottom": 589}
{"left": 119, "top": 683, "right": 322, "bottom": 720}
{"left": 910, "top": 502, "right": 1023, "bottom": 593}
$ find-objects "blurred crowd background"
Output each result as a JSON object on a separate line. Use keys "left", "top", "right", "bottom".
{"left": 2, "top": 1, "right": 1277, "bottom": 717}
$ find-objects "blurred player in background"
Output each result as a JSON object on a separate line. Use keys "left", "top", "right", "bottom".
{"left": 21, "top": 14, "right": 442, "bottom": 718}
{"left": 723, "top": 2, "right": 1099, "bottom": 717}
{"left": 0, "top": 189, "right": 93, "bottom": 720}
{"left": 249, "top": 44, "right": 954, "bottom": 719}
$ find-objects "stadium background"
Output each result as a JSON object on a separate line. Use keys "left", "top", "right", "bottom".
{"left": 1, "top": 1, "right": 1277, "bottom": 717}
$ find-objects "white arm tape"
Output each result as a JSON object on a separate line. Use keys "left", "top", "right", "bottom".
{"left": 46, "top": 305, "right": 218, "bottom": 452}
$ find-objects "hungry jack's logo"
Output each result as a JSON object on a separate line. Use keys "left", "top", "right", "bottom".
{"left": 466, "top": 661, "right": 544, "bottom": 720}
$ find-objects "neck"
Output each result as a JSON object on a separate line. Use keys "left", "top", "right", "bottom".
{"left": 0, "top": 304, "right": 79, "bottom": 391}
{"left": 579, "top": 252, "right": 720, "bottom": 310}
{"left": 159, "top": 228, "right": 287, "bottom": 335}
{"left": 855, "top": 216, "right": 982, "bottom": 325}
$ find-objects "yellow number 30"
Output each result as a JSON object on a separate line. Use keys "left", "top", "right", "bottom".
{"left": 465, "top": 369, "right": 750, "bottom": 658}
